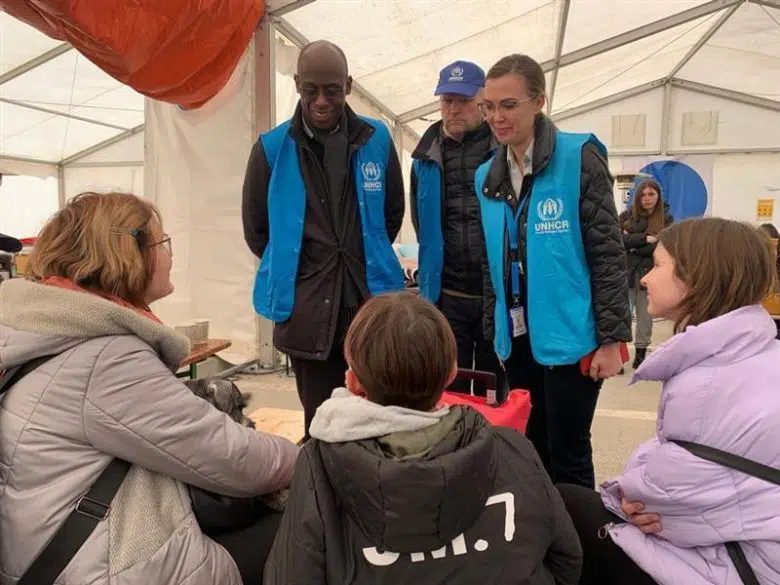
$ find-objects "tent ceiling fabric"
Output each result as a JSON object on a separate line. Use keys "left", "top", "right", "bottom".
{"left": 2, "top": 0, "right": 780, "bottom": 165}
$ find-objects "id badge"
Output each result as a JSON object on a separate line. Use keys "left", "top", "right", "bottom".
{"left": 509, "top": 305, "right": 527, "bottom": 338}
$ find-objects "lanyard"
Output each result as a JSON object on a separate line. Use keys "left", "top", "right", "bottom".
{"left": 505, "top": 194, "right": 529, "bottom": 303}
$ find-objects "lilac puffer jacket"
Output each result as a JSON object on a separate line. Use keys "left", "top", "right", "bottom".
{"left": 601, "top": 306, "right": 780, "bottom": 585}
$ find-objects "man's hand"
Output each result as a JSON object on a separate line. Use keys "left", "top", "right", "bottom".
{"left": 621, "top": 497, "right": 661, "bottom": 534}
{"left": 589, "top": 342, "right": 623, "bottom": 380}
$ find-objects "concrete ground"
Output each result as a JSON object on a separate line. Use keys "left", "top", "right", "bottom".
{"left": 234, "top": 319, "right": 672, "bottom": 484}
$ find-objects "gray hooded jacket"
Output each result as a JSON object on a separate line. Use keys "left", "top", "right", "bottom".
{"left": 0, "top": 279, "right": 299, "bottom": 585}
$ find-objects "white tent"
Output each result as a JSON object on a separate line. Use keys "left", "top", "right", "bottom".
{"left": 2, "top": 0, "right": 780, "bottom": 363}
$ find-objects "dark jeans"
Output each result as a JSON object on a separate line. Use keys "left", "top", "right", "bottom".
{"left": 505, "top": 335, "right": 601, "bottom": 488}
{"left": 290, "top": 341, "right": 348, "bottom": 439}
{"left": 210, "top": 510, "right": 284, "bottom": 584}
{"left": 440, "top": 292, "right": 503, "bottom": 397}
{"left": 556, "top": 483, "right": 658, "bottom": 585}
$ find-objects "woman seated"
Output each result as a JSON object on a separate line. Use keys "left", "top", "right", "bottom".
{"left": 558, "top": 218, "right": 780, "bottom": 585}
{"left": 0, "top": 192, "right": 299, "bottom": 585}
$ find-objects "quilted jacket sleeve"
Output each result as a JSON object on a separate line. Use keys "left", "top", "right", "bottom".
{"left": 481, "top": 220, "right": 497, "bottom": 343}
{"left": 263, "top": 448, "right": 326, "bottom": 584}
{"left": 82, "top": 336, "right": 300, "bottom": 498}
{"left": 579, "top": 144, "right": 632, "bottom": 345}
{"left": 608, "top": 440, "right": 747, "bottom": 548}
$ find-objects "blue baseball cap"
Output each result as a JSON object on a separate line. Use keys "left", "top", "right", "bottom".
{"left": 434, "top": 60, "right": 485, "bottom": 98}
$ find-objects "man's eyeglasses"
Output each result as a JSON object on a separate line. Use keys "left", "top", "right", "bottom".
{"left": 479, "top": 96, "right": 534, "bottom": 118}
{"left": 299, "top": 85, "right": 346, "bottom": 100}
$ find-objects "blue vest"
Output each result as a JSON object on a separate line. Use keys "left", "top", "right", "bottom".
{"left": 252, "top": 117, "right": 404, "bottom": 321}
{"left": 476, "top": 131, "right": 603, "bottom": 365}
{"left": 412, "top": 159, "right": 444, "bottom": 303}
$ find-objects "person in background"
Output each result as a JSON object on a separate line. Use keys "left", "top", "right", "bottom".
{"left": 477, "top": 54, "right": 631, "bottom": 489}
{"left": 0, "top": 192, "right": 299, "bottom": 585}
{"left": 410, "top": 61, "right": 500, "bottom": 395}
{"left": 619, "top": 178, "right": 673, "bottom": 369}
{"left": 758, "top": 222, "right": 780, "bottom": 287}
{"left": 242, "top": 40, "right": 405, "bottom": 438}
{"left": 264, "top": 292, "right": 582, "bottom": 585}
{"left": 558, "top": 218, "right": 780, "bottom": 585}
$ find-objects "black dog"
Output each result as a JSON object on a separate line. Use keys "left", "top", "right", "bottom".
{"left": 184, "top": 377, "right": 255, "bottom": 429}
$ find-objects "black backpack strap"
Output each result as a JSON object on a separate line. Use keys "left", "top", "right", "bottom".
{"left": 18, "top": 458, "right": 132, "bottom": 585}
{"left": 0, "top": 354, "right": 58, "bottom": 396}
{"left": 672, "top": 440, "right": 780, "bottom": 486}
{"left": 671, "top": 439, "right": 780, "bottom": 585}
{"left": 1, "top": 354, "right": 133, "bottom": 585}
{"left": 725, "top": 542, "right": 762, "bottom": 585}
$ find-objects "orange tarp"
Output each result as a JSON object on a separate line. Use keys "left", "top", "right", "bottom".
{"left": 1, "top": 0, "right": 265, "bottom": 109}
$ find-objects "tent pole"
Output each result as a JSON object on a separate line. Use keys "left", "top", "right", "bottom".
{"left": 253, "top": 17, "right": 279, "bottom": 368}
{"left": 57, "top": 165, "right": 66, "bottom": 209}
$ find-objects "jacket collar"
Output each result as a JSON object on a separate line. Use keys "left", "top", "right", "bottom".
{"left": 0, "top": 279, "right": 190, "bottom": 370}
{"left": 481, "top": 114, "right": 557, "bottom": 202}
{"left": 412, "top": 120, "right": 496, "bottom": 165}
{"left": 290, "top": 103, "right": 374, "bottom": 149}
{"left": 633, "top": 306, "right": 778, "bottom": 384}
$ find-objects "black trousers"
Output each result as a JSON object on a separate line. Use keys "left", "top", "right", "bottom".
{"left": 556, "top": 483, "right": 658, "bottom": 585}
{"left": 440, "top": 292, "right": 503, "bottom": 396}
{"left": 210, "top": 510, "right": 283, "bottom": 584}
{"left": 290, "top": 341, "right": 348, "bottom": 439}
{"left": 505, "top": 335, "right": 601, "bottom": 488}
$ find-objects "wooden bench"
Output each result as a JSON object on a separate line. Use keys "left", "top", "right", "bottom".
{"left": 177, "top": 338, "right": 231, "bottom": 379}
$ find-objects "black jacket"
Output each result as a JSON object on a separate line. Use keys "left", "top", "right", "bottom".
{"left": 0, "top": 233, "right": 22, "bottom": 253}
{"left": 480, "top": 114, "right": 632, "bottom": 348}
{"left": 264, "top": 408, "right": 582, "bottom": 585}
{"left": 242, "top": 105, "right": 405, "bottom": 360}
{"left": 619, "top": 205, "right": 674, "bottom": 288}
{"left": 410, "top": 121, "right": 495, "bottom": 297}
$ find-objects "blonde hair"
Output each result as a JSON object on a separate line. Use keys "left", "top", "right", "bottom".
{"left": 28, "top": 192, "right": 162, "bottom": 307}
{"left": 659, "top": 217, "right": 775, "bottom": 333}
{"left": 344, "top": 292, "right": 457, "bottom": 411}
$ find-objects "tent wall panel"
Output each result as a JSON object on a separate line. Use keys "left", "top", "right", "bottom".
{"left": 145, "top": 43, "right": 258, "bottom": 362}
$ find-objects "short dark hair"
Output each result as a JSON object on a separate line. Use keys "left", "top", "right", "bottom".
{"left": 486, "top": 54, "right": 546, "bottom": 99}
{"left": 344, "top": 292, "right": 457, "bottom": 411}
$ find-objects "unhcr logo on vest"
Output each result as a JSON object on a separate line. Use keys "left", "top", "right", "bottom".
{"left": 361, "top": 162, "right": 382, "bottom": 192}
{"left": 535, "top": 197, "right": 570, "bottom": 234}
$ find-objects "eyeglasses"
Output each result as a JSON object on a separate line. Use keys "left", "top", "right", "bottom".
{"left": 150, "top": 235, "right": 172, "bottom": 255}
{"left": 298, "top": 85, "right": 346, "bottom": 100}
{"left": 479, "top": 96, "right": 535, "bottom": 118}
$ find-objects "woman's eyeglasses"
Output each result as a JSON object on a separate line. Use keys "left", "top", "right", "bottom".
{"left": 479, "top": 96, "right": 535, "bottom": 118}
{"left": 110, "top": 228, "right": 172, "bottom": 255}
{"left": 150, "top": 235, "right": 172, "bottom": 255}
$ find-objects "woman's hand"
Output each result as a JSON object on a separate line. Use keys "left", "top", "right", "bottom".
{"left": 646, "top": 235, "right": 658, "bottom": 244}
{"left": 621, "top": 497, "right": 662, "bottom": 534}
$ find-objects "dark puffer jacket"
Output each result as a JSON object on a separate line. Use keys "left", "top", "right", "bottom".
{"left": 411, "top": 122, "right": 495, "bottom": 296}
{"left": 264, "top": 408, "right": 582, "bottom": 585}
{"left": 481, "top": 114, "right": 632, "bottom": 347}
{"left": 619, "top": 204, "right": 674, "bottom": 288}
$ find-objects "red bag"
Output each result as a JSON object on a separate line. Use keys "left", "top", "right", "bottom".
{"left": 439, "top": 369, "right": 531, "bottom": 434}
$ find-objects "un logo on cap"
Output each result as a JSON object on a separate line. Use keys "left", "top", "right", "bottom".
{"left": 537, "top": 198, "right": 564, "bottom": 222}
{"left": 450, "top": 66, "right": 464, "bottom": 78}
